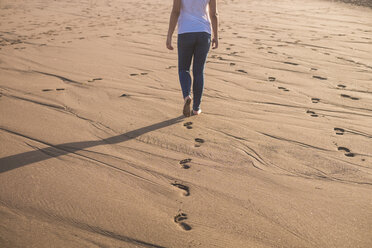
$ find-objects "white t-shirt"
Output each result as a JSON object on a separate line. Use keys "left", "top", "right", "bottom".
{"left": 178, "top": 0, "right": 211, "bottom": 34}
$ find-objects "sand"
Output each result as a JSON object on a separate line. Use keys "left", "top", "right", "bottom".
{"left": 1, "top": 0, "right": 372, "bottom": 247}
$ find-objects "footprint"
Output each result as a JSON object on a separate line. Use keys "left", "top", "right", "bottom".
{"left": 88, "top": 78, "right": 103, "bottom": 82}
{"left": 130, "top": 73, "right": 148, "bottom": 76}
{"left": 306, "top": 110, "right": 318, "bottom": 117}
{"left": 313, "top": 76, "right": 327, "bottom": 80}
{"left": 311, "top": 98, "right": 320, "bottom": 103}
{"left": 194, "top": 138, "right": 205, "bottom": 147}
{"left": 174, "top": 213, "right": 192, "bottom": 231}
{"left": 341, "top": 94, "right": 359, "bottom": 100}
{"left": 236, "top": 69, "right": 247, "bottom": 74}
{"left": 334, "top": 128, "right": 345, "bottom": 135}
{"left": 171, "top": 182, "right": 190, "bottom": 196}
{"left": 56, "top": 88, "right": 65, "bottom": 91}
{"left": 268, "top": 77, "right": 276, "bottom": 82}
{"left": 230, "top": 63, "right": 236, "bottom": 66}
{"left": 166, "top": 65, "right": 176, "bottom": 69}
{"left": 120, "top": 93, "right": 128, "bottom": 97}
{"left": 284, "top": 61, "right": 299, "bottom": 66}
{"left": 179, "top": 159, "right": 191, "bottom": 169}
{"left": 337, "top": 147, "right": 355, "bottom": 157}
{"left": 311, "top": 68, "right": 318, "bottom": 71}
{"left": 42, "top": 89, "right": 53, "bottom": 92}
{"left": 337, "top": 84, "right": 346, "bottom": 89}
{"left": 278, "top": 86, "right": 289, "bottom": 92}
{"left": 183, "top": 122, "right": 193, "bottom": 129}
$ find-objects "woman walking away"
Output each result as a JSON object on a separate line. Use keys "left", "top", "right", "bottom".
{"left": 166, "top": 0, "right": 219, "bottom": 117}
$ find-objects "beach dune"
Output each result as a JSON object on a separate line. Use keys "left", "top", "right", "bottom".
{"left": 1, "top": 0, "right": 372, "bottom": 247}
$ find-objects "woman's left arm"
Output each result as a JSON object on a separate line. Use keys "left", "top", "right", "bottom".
{"left": 209, "top": 0, "right": 219, "bottom": 49}
{"left": 166, "top": 0, "right": 181, "bottom": 50}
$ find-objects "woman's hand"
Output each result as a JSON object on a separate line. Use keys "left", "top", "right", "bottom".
{"left": 212, "top": 37, "right": 218, "bottom": 49}
{"left": 166, "top": 36, "right": 174, "bottom": 50}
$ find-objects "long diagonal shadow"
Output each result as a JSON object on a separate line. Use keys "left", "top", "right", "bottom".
{"left": 0, "top": 115, "right": 184, "bottom": 173}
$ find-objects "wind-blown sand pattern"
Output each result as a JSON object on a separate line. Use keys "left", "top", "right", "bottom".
{"left": 1, "top": 0, "right": 372, "bottom": 247}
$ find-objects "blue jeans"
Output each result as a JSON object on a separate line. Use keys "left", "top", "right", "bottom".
{"left": 178, "top": 32, "right": 211, "bottom": 111}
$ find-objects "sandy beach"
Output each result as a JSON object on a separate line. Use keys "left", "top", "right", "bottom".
{"left": 1, "top": 0, "right": 372, "bottom": 247}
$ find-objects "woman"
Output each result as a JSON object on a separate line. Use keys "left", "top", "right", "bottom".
{"left": 166, "top": 0, "right": 219, "bottom": 117}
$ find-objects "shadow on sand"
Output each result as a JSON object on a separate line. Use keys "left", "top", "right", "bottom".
{"left": 0, "top": 115, "right": 185, "bottom": 174}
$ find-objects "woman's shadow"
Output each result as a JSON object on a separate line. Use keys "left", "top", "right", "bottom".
{"left": 0, "top": 115, "right": 185, "bottom": 173}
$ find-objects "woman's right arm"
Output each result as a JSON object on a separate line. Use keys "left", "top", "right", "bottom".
{"left": 166, "top": 0, "right": 181, "bottom": 50}
{"left": 209, "top": 0, "right": 219, "bottom": 49}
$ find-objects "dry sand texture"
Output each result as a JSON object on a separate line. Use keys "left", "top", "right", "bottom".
{"left": 1, "top": 0, "right": 372, "bottom": 247}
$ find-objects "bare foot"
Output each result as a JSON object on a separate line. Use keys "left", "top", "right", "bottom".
{"left": 183, "top": 96, "right": 192, "bottom": 117}
{"left": 192, "top": 109, "right": 202, "bottom": 115}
